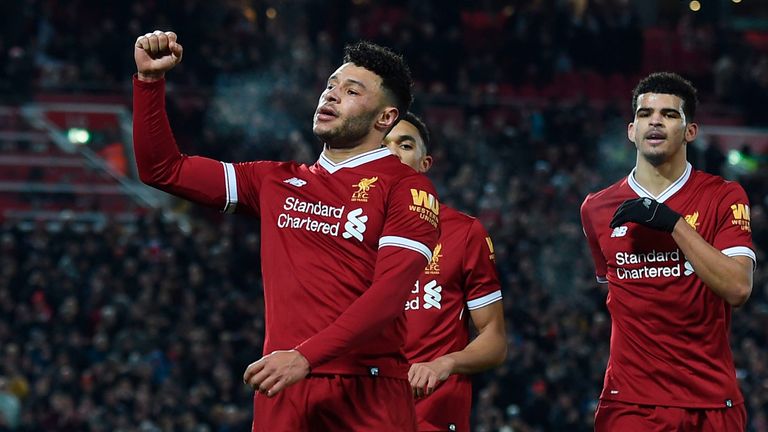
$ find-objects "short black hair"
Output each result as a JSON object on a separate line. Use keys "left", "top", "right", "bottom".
{"left": 343, "top": 41, "right": 413, "bottom": 120}
{"left": 632, "top": 72, "right": 698, "bottom": 121}
{"left": 401, "top": 112, "right": 431, "bottom": 155}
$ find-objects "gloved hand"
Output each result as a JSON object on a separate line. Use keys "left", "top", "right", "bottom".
{"left": 609, "top": 197, "right": 681, "bottom": 233}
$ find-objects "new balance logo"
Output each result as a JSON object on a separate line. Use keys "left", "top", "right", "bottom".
{"left": 283, "top": 177, "right": 307, "bottom": 187}
{"left": 611, "top": 226, "right": 628, "bottom": 238}
{"left": 342, "top": 208, "right": 368, "bottom": 242}
{"left": 423, "top": 280, "right": 442, "bottom": 309}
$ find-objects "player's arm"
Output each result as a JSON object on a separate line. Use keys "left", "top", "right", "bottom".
{"left": 409, "top": 219, "right": 506, "bottom": 397}
{"left": 670, "top": 221, "right": 752, "bottom": 306}
{"left": 580, "top": 195, "right": 609, "bottom": 286}
{"left": 133, "top": 31, "right": 251, "bottom": 210}
{"left": 610, "top": 188, "right": 754, "bottom": 307}
{"left": 244, "top": 176, "right": 440, "bottom": 396}
{"left": 409, "top": 302, "right": 505, "bottom": 398}
{"left": 243, "top": 247, "right": 434, "bottom": 396}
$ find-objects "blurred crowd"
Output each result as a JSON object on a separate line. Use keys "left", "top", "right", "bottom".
{"left": 1, "top": 0, "right": 768, "bottom": 431}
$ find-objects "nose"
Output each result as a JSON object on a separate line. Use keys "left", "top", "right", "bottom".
{"left": 323, "top": 87, "right": 340, "bottom": 103}
{"left": 649, "top": 112, "right": 663, "bottom": 126}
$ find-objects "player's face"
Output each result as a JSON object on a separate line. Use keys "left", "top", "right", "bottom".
{"left": 628, "top": 93, "right": 698, "bottom": 166}
{"left": 384, "top": 120, "right": 432, "bottom": 173}
{"left": 313, "top": 63, "right": 388, "bottom": 147}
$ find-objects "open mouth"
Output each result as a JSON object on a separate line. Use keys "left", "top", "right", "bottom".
{"left": 316, "top": 106, "right": 338, "bottom": 122}
{"left": 645, "top": 130, "right": 667, "bottom": 145}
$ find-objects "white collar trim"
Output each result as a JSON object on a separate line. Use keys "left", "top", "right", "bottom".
{"left": 317, "top": 147, "right": 392, "bottom": 174}
{"left": 627, "top": 162, "right": 692, "bottom": 203}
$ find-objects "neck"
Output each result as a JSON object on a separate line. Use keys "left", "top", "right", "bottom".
{"left": 633, "top": 153, "right": 687, "bottom": 197}
{"left": 322, "top": 139, "right": 383, "bottom": 164}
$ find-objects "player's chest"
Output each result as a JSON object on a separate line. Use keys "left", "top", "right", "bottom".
{"left": 261, "top": 172, "right": 387, "bottom": 246}
{"left": 598, "top": 193, "right": 719, "bottom": 266}
{"left": 406, "top": 234, "right": 465, "bottom": 312}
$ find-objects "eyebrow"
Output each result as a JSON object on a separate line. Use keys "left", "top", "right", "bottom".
{"left": 396, "top": 134, "right": 417, "bottom": 142}
{"left": 327, "top": 76, "right": 368, "bottom": 89}
{"left": 636, "top": 107, "right": 681, "bottom": 115}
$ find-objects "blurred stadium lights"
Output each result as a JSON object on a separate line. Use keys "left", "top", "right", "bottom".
{"left": 732, "top": 0, "right": 742, "bottom": 3}
{"left": 726, "top": 149, "right": 759, "bottom": 173}
{"left": 66, "top": 127, "right": 90, "bottom": 145}
{"left": 690, "top": 1, "right": 702, "bottom": 12}
{"left": 266, "top": 7, "right": 277, "bottom": 19}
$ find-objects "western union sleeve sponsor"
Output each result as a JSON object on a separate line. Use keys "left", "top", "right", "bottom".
{"left": 409, "top": 189, "right": 439, "bottom": 228}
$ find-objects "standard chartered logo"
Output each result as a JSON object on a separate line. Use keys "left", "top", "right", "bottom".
{"left": 614, "top": 249, "right": 695, "bottom": 280}
{"left": 278, "top": 196, "right": 368, "bottom": 241}
{"left": 405, "top": 280, "right": 443, "bottom": 310}
{"left": 423, "top": 280, "right": 442, "bottom": 309}
{"left": 342, "top": 208, "right": 368, "bottom": 242}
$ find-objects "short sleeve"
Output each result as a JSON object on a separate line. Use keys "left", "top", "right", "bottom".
{"left": 713, "top": 182, "right": 756, "bottom": 266}
{"left": 581, "top": 194, "right": 608, "bottom": 284}
{"left": 462, "top": 219, "right": 503, "bottom": 310}
{"left": 378, "top": 174, "right": 440, "bottom": 263}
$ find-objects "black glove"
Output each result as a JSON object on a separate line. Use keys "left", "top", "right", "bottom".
{"left": 609, "top": 197, "right": 681, "bottom": 233}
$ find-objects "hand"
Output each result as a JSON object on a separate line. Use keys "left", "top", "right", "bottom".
{"left": 610, "top": 197, "right": 681, "bottom": 233}
{"left": 408, "top": 357, "right": 454, "bottom": 398}
{"left": 242, "top": 350, "right": 310, "bottom": 397}
{"left": 134, "top": 30, "right": 184, "bottom": 81}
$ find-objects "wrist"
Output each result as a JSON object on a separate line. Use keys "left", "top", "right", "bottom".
{"left": 292, "top": 348, "right": 313, "bottom": 373}
{"left": 437, "top": 355, "right": 457, "bottom": 374}
{"left": 137, "top": 71, "right": 165, "bottom": 82}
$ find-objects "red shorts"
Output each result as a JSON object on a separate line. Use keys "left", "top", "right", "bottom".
{"left": 252, "top": 375, "right": 416, "bottom": 432}
{"left": 594, "top": 399, "right": 747, "bottom": 432}
{"left": 414, "top": 375, "right": 471, "bottom": 431}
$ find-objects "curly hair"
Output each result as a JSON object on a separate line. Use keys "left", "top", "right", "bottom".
{"left": 632, "top": 72, "right": 698, "bottom": 121}
{"left": 343, "top": 41, "right": 413, "bottom": 120}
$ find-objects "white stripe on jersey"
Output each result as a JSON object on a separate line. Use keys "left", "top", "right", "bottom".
{"left": 378, "top": 236, "right": 432, "bottom": 262}
{"left": 221, "top": 162, "right": 238, "bottom": 214}
{"left": 318, "top": 147, "right": 393, "bottom": 174}
{"left": 596, "top": 275, "right": 608, "bottom": 284}
{"left": 627, "top": 162, "right": 692, "bottom": 203}
{"left": 467, "top": 290, "right": 502, "bottom": 310}
{"left": 722, "top": 246, "right": 757, "bottom": 269}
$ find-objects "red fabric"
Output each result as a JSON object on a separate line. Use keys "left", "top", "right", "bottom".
{"left": 581, "top": 165, "right": 754, "bottom": 408}
{"left": 133, "top": 77, "right": 440, "bottom": 378}
{"left": 403, "top": 206, "right": 501, "bottom": 431}
{"left": 594, "top": 399, "right": 747, "bottom": 432}
{"left": 133, "top": 77, "right": 228, "bottom": 208}
{"left": 252, "top": 375, "right": 416, "bottom": 432}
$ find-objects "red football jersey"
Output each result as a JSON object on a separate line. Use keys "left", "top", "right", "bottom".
{"left": 581, "top": 162, "right": 755, "bottom": 408}
{"left": 133, "top": 78, "right": 440, "bottom": 379}
{"left": 403, "top": 205, "right": 502, "bottom": 431}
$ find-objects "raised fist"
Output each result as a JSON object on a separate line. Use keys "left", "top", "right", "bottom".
{"left": 134, "top": 30, "right": 183, "bottom": 81}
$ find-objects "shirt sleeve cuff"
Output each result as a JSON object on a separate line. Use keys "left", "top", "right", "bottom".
{"left": 133, "top": 74, "right": 166, "bottom": 88}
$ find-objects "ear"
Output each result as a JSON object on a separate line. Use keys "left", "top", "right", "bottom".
{"left": 684, "top": 122, "right": 698, "bottom": 143}
{"left": 420, "top": 155, "right": 433, "bottom": 174}
{"left": 376, "top": 107, "right": 399, "bottom": 131}
{"left": 627, "top": 122, "right": 636, "bottom": 144}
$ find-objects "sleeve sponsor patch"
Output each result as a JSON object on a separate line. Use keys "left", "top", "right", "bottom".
{"left": 730, "top": 203, "right": 751, "bottom": 232}
{"left": 409, "top": 189, "right": 439, "bottom": 228}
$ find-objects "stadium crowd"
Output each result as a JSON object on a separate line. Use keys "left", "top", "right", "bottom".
{"left": 1, "top": 0, "right": 768, "bottom": 431}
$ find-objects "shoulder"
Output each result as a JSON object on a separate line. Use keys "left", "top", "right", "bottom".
{"left": 581, "top": 177, "right": 626, "bottom": 213}
{"left": 440, "top": 205, "right": 476, "bottom": 233}
{"left": 689, "top": 169, "right": 747, "bottom": 197}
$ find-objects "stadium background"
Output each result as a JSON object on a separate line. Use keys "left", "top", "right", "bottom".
{"left": 1, "top": 0, "right": 767, "bottom": 430}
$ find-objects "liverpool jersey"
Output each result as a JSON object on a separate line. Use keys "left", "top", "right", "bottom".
{"left": 404, "top": 205, "right": 502, "bottom": 431}
{"left": 133, "top": 77, "right": 440, "bottom": 379}
{"left": 581, "top": 162, "right": 755, "bottom": 408}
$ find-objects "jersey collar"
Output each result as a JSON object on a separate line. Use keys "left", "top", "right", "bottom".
{"left": 627, "top": 162, "right": 692, "bottom": 203}
{"left": 317, "top": 146, "right": 392, "bottom": 174}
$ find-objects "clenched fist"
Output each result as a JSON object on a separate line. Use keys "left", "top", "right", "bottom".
{"left": 134, "top": 30, "right": 183, "bottom": 82}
